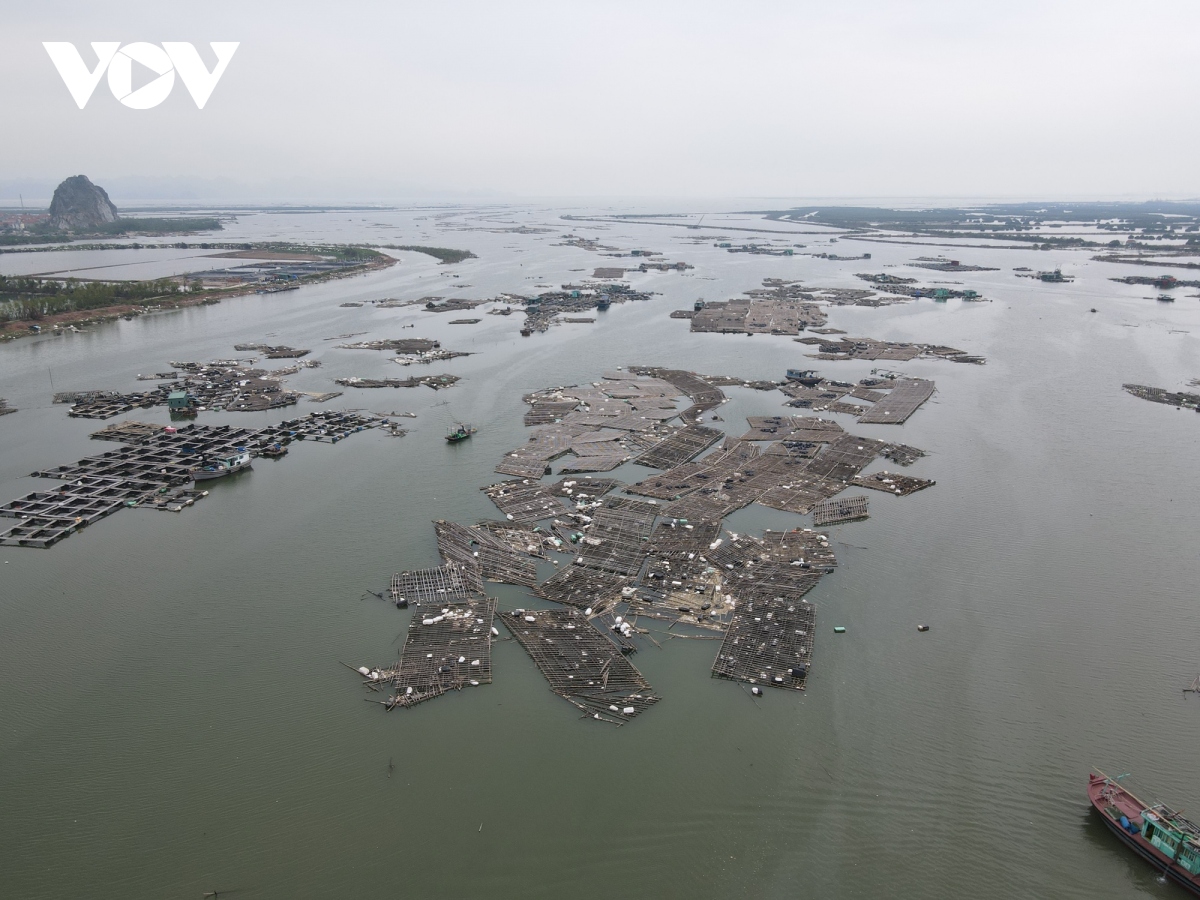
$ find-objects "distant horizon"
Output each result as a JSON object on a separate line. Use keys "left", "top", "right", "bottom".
{"left": 4, "top": 185, "right": 1200, "bottom": 212}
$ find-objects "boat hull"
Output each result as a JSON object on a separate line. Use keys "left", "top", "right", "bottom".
{"left": 193, "top": 461, "right": 253, "bottom": 481}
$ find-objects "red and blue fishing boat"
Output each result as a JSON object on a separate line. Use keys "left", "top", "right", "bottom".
{"left": 1089, "top": 770, "right": 1200, "bottom": 895}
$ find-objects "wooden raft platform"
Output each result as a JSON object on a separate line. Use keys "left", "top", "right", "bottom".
{"left": 377, "top": 597, "right": 497, "bottom": 709}
{"left": 628, "top": 438, "right": 759, "bottom": 502}
{"left": 811, "top": 495, "right": 870, "bottom": 526}
{"left": 857, "top": 378, "right": 935, "bottom": 424}
{"left": 89, "top": 420, "right": 164, "bottom": 444}
{"left": 498, "top": 607, "right": 660, "bottom": 724}
{"left": 712, "top": 598, "right": 816, "bottom": 691}
{"left": 390, "top": 563, "right": 482, "bottom": 606}
{"left": 434, "top": 520, "right": 538, "bottom": 587}
{"left": 536, "top": 564, "right": 628, "bottom": 608}
{"left": 634, "top": 423, "right": 723, "bottom": 469}
{"left": 851, "top": 471, "right": 934, "bottom": 495}
{"left": 483, "top": 480, "right": 565, "bottom": 524}
{"left": 575, "top": 500, "right": 659, "bottom": 576}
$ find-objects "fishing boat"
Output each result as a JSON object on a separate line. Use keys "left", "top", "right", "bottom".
{"left": 1088, "top": 770, "right": 1200, "bottom": 894}
{"left": 785, "top": 368, "right": 823, "bottom": 387}
{"left": 1158, "top": 294, "right": 1176, "bottom": 303}
{"left": 191, "top": 450, "right": 252, "bottom": 481}
{"left": 445, "top": 423, "right": 476, "bottom": 443}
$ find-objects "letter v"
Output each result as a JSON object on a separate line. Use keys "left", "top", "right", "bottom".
{"left": 43, "top": 42, "right": 120, "bottom": 109}
{"left": 162, "top": 42, "right": 240, "bottom": 109}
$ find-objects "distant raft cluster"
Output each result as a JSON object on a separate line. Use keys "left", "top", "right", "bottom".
{"left": 0, "top": 411, "right": 386, "bottom": 548}
{"left": 357, "top": 365, "right": 938, "bottom": 725}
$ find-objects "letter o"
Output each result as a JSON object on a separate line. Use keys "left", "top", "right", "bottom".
{"left": 108, "top": 42, "right": 175, "bottom": 109}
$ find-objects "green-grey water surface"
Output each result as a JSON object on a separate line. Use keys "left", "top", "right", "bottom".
{"left": 1, "top": 207, "right": 1199, "bottom": 899}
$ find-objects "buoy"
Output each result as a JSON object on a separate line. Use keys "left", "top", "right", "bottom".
{"left": 750, "top": 686, "right": 763, "bottom": 697}
{"left": 833, "top": 626, "right": 846, "bottom": 633}
{"left": 917, "top": 624, "right": 930, "bottom": 632}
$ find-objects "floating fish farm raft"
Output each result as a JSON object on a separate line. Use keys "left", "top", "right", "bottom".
{"left": 360, "top": 362, "right": 940, "bottom": 724}
{"left": 1, "top": 411, "right": 384, "bottom": 548}
{"left": 369, "top": 597, "right": 497, "bottom": 709}
{"left": 55, "top": 359, "right": 312, "bottom": 419}
{"left": 1123, "top": 383, "right": 1200, "bottom": 411}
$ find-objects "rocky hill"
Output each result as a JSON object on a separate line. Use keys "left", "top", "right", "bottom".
{"left": 48, "top": 175, "right": 119, "bottom": 231}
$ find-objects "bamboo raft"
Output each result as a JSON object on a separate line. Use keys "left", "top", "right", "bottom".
{"left": 434, "top": 520, "right": 538, "bottom": 587}
{"left": 498, "top": 607, "right": 660, "bottom": 724}
{"left": 857, "top": 378, "right": 935, "bottom": 424}
{"left": 634, "top": 423, "right": 723, "bottom": 469}
{"left": 811, "top": 495, "right": 870, "bottom": 526}
{"left": 376, "top": 597, "right": 497, "bottom": 709}
{"left": 483, "top": 480, "right": 565, "bottom": 524}
{"left": 537, "top": 564, "right": 627, "bottom": 608}
{"left": 851, "top": 471, "right": 935, "bottom": 496}
{"left": 389, "top": 563, "right": 482, "bottom": 607}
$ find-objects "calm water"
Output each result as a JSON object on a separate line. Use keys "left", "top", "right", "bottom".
{"left": 2, "top": 207, "right": 1199, "bottom": 899}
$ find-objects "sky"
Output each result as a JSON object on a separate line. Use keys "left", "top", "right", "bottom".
{"left": 1, "top": 0, "right": 1198, "bottom": 204}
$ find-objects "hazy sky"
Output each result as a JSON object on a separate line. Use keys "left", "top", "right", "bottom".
{"left": 2, "top": 1, "right": 1198, "bottom": 203}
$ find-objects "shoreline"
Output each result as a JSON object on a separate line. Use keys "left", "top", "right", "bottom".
{"left": 0, "top": 252, "right": 398, "bottom": 343}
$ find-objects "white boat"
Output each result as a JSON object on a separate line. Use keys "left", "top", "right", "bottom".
{"left": 192, "top": 450, "right": 253, "bottom": 481}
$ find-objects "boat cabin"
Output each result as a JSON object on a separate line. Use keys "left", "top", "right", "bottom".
{"left": 167, "top": 391, "right": 193, "bottom": 412}
{"left": 1141, "top": 806, "right": 1200, "bottom": 874}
